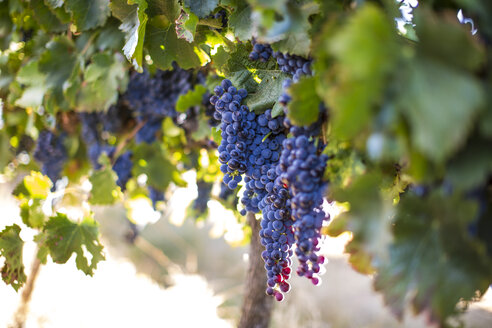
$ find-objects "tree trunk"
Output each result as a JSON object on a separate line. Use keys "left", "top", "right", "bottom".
{"left": 238, "top": 212, "right": 274, "bottom": 328}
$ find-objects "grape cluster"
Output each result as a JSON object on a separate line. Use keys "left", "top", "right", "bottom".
{"left": 249, "top": 40, "right": 273, "bottom": 62}
{"left": 123, "top": 64, "right": 195, "bottom": 144}
{"left": 240, "top": 109, "right": 286, "bottom": 214}
{"left": 203, "top": 93, "right": 220, "bottom": 127}
{"left": 33, "top": 130, "right": 67, "bottom": 188}
{"left": 210, "top": 79, "right": 251, "bottom": 189}
{"left": 112, "top": 151, "right": 133, "bottom": 191}
{"left": 194, "top": 180, "right": 213, "bottom": 214}
{"left": 79, "top": 112, "right": 134, "bottom": 191}
{"left": 272, "top": 52, "right": 312, "bottom": 82}
{"left": 259, "top": 167, "right": 295, "bottom": 301}
{"left": 279, "top": 135, "right": 328, "bottom": 284}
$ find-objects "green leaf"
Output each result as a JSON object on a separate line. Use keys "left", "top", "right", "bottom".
{"left": 398, "top": 58, "right": 484, "bottom": 162}
{"left": 245, "top": 71, "right": 287, "bottom": 113}
{"left": 120, "top": 0, "right": 148, "bottom": 72}
{"left": 175, "top": 8, "right": 199, "bottom": 43}
{"left": 75, "top": 52, "right": 128, "bottom": 111}
{"left": 30, "top": 0, "right": 68, "bottom": 32}
{"left": 221, "top": 44, "right": 288, "bottom": 113}
{"left": 162, "top": 117, "right": 181, "bottom": 137}
{"left": 286, "top": 76, "right": 321, "bottom": 126}
{"left": 0, "top": 5, "right": 14, "bottom": 51}
{"left": 183, "top": 0, "right": 217, "bottom": 18}
{"left": 65, "top": 0, "right": 110, "bottom": 31}
{"left": 446, "top": 138, "right": 492, "bottom": 191}
{"left": 146, "top": 0, "right": 180, "bottom": 21}
{"left": 14, "top": 61, "right": 48, "bottom": 108}
{"left": 109, "top": 0, "right": 135, "bottom": 21}
{"left": 328, "top": 173, "right": 393, "bottom": 274}
{"left": 0, "top": 130, "right": 13, "bottom": 171}
{"left": 20, "top": 198, "right": 46, "bottom": 229}
{"left": 415, "top": 7, "right": 484, "bottom": 72}
{"left": 0, "top": 225, "right": 26, "bottom": 291}
{"left": 267, "top": 2, "right": 318, "bottom": 56}
{"left": 374, "top": 193, "right": 492, "bottom": 323}
{"left": 132, "top": 143, "right": 175, "bottom": 191}
{"left": 23, "top": 171, "right": 53, "bottom": 199}
{"left": 95, "top": 18, "right": 126, "bottom": 51}
{"left": 321, "top": 4, "right": 399, "bottom": 139}
{"left": 41, "top": 213, "right": 105, "bottom": 276}
{"left": 89, "top": 160, "right": 121, "bottom": 205}
{"left": 322, "top": 140, "right": 365, "bottom": 189}
{"left": 145, "top": 24, "right": 204, "bottom": 70}
{"left": 45, "top": 0, "right": 64, "bottom": 9}
{"left": 191, "top": 115, "right": 212, "bottom": 141}
{"left": 176, "top": 84, "right": 207, "bottom": 112}
{"left": 229, "top": 3, "right": 253, "bottom": 42}
{"left": 38, "top": 36, "right": 77, "bottom": 110}
{"left": 211, "top": 45, "right": 230, "bottom": 71}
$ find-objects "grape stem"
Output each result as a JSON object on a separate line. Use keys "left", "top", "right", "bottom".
{"left": 112, "top": 119, "right": 147, "bottom": 164}
{"left": 12, "top": 247, "right": 43, "bottom": 328}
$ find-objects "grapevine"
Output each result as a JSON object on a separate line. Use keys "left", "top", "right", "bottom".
{"left": 0, "top": 1, "right": 491, "bottom": 327}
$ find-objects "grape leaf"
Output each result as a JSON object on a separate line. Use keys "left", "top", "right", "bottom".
{"left": 109, "top": 0, "right": 135, "bottom": 21}
{"left": 319, "top": 4, "right": 399, "bottom": 139}
{"left": 374, "top": 193, "right": 492, "bottom": 323}
{"left": 415, "top": 8, "right": 484, "bottom": 72}
{"left": 175, "top": 8, "right": 198, "bottom": 43}
{"left": 20, "top": 199, "right": 46, "bottom": 229}
{"left": 267, "top": 2, "right": 318, "bottom": 57}
{"left": 0, "top": 5, "right": 13, "bottom": 50}
{"left": 38, "top": 36, "right": 77, "bottom": 110}
{"left": 13, "top": 171, "right": 53, "bottom": 201}
{"left": 14, "top": 61, "right": 48, "bottom": 108}
{"left": 397, "top": 58, "right": 484, "bottom": 163}
{"left": 176, "top": 84, "right": 207, "bottom": 112}
{"left": 95, "top": 19, "right": 126, "bottom": 51}
{"left": 145, "top": 24, "right": 204, "bottom": 70}
{"left": 75, "top": 52, "right": 128, "bottom": 111}
{"left": 146, "top": 0, "right": 180, "bottom": 20}
{"left": 247, "top": 0, "right": 287, "bottom": 11}
{"left": 45, "top": 0, "right": 64, "bottom": 9}
{"left": 286, "top": 76, "right": 321, "bottom": 126}
{"left": 65, "top": 0, "right": 110, "bottom": 31}
{"left": 41, "top": 213, "right": 105, "bottom": 276}
{"left": 322, "top": 140, "right": 365, "bottom": 189}
{"left": 245, "top": 71, "right": 286, "bottom": 114}
{"left": 327, "top": 173, "right": 393, "bottom": 274}
{"left": 222, "top": 44, "right": 287, "bottom": 112}
{"left": 211, "top": 45, "right": 230, "bottom": 71}
{"left": 191, "top": 115, "right": 212, "bottom": 141}
{"left": 183, "top": 0, "right": 217, "bottom": 18}
{"left": 125, "top": 0, "right": 148, "bottom": 72}
{"left": 229, "top": 3, "right": 253, "bottom": 41}
{"left": 132, "top": 143, "right": 175, "bottom": 191}
{"left": 446, "top": 137, "right": 492, "bottom": 191}
{"left": 25, "top": 171, "right": 53, "bottom": 199}
{"left": 0, "top": 225, "right": 26, "bottom": 291}
{"left": 89, "top": 163, "right": 121, "bottom": 205}
{"left": 29, "top": 0, "right": 68, "bottom": 32}
{"left": 0, "top": 130, "right": 13, "bottom": 172}
{"left": 111, "top": 0, "right": 147, "bottom": 71}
